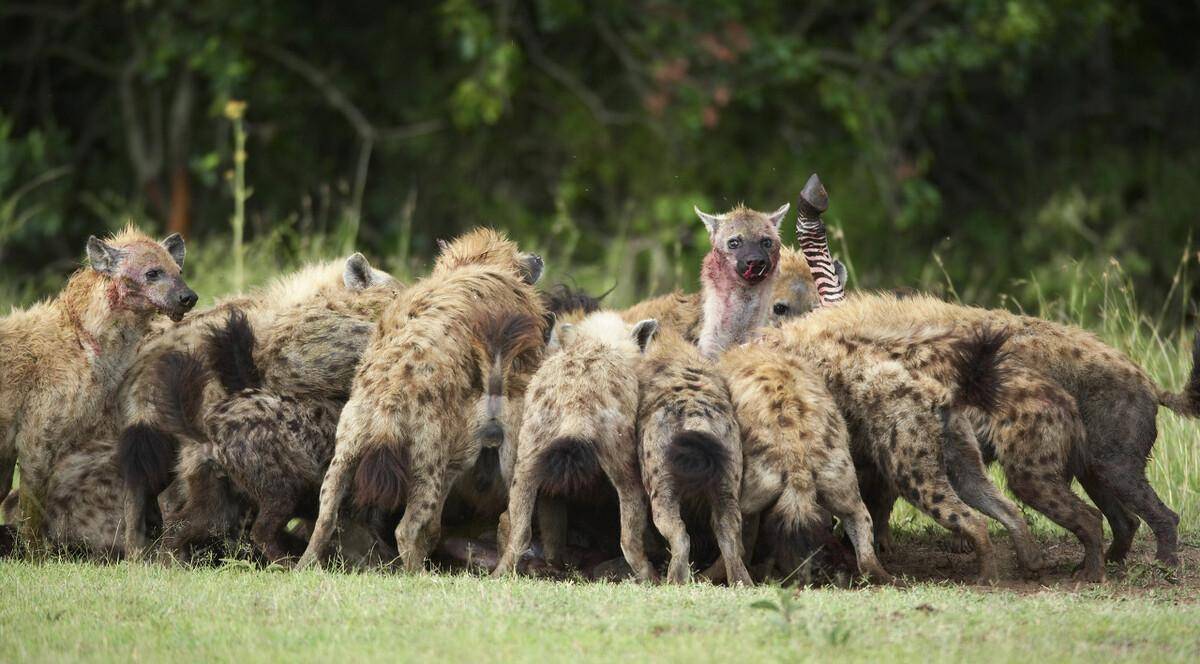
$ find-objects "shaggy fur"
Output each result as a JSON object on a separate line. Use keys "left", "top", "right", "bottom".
{"left": 758, "top": 316, "right": 1027, "bottom": 582}
{"left": 831, "top": 292, "right": 1199, "bottom": 569}
{"left": 297, "top": 229, "right": 547, "bottom": 572}
{"left": 494, "top": 312, "right": 659, "bottom": 580}
{"left": 0, "top": 227, "right": 194, "bottom": 552}
{"left": 637, "top": 326, "right": 750, "bottom": 585}
{"left": 116, "top": 254, "right": 399, "bottom": 558}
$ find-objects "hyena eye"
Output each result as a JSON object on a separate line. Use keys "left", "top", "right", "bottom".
{"left": 773, "top": 303, "right": 790, "bottom": 315}
{"left": 144, "top": 268, "right": 163, "bottom": 281}
{"left": 761, "top": 238, "right": 773, "bottom": 249}
{"left": 727, "top": 237, "right": 742, "bottom": 249}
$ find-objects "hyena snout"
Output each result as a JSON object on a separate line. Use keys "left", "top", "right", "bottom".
{"left": 736, "top": 252, "right": 772, "bottom": 283}
{"left": 167, "top": 284, "right": 199, "bottom": 321}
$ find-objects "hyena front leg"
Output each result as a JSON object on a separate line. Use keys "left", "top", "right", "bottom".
{"left": 393, "top": 463, "right": 456, "bottom": 574}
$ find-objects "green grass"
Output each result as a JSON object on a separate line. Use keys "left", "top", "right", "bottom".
{"left": 2, "top": 559, "right": 1200, "bottom": 663}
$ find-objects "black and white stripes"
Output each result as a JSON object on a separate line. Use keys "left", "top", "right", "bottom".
{"left": 795, "top": 173, "right": 845, "bottom": 306}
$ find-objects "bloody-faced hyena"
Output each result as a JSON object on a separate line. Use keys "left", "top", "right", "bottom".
{"left": 117, "top": 254, "right": 397, "bottom": 558}
{"left": 493, "top": 312, "right": 659, "bottom": 581}
{"left": 297, "top": 229, "right": 547, "bottom": 572}
{"left": 693, "top": 203, "right": 789, "bottom": 358}
{"left": 0, "top": 227, "right": 195, "bottom": 551}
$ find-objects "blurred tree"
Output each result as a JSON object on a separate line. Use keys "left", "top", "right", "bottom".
{"left": 0, "top": 0, "right": 1196, "bottom": 307}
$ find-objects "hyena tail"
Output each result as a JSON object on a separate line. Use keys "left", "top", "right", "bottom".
{"left": 1158, "top": 330, "right": 1200, "bottom": 418}
{"left": 472, "top": 310, "right": 545, "bottom": 445}
{"left": 205, "top": 309, "right": 262, "bottom": 393}
{"left": 763, "top": 486, "right": 853, "bottom": 579}
{"left": 152, "top": 350, "right": 211, "bottom": 440}
{"left": 666, "top": 430, "right": 731, "bottom": 497}
{"left": 116, "top": 423, "right": 181, "bottom": 494}
{"left": 949, "top": 325, "right": 1012, "bottom": 413}
{"left": 352, "top": 445, "right": 410, "bottom": 513}
{"left": 536, "top": 437, "right": 602, "bottom": 497}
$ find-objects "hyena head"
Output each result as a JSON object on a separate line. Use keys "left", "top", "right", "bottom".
{"left": 86, "top": 228, "right": 197, "bottom": 321}
{"left": 766, "top": 246, "right": 821, "bottom": 324}
{"left": 695, "top": 203, "right": 788, "bottom": 287}
{"left": 433, "top": 228, "right": 544, "bottom": 286}
{"left": 552, "top": 311, "right": 658, "bottom": 358}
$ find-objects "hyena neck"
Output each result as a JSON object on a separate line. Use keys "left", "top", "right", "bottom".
{"left": 697, "top": 250, "right": 774, "bottom": 359}
{"left": 55, "top": 270, "right": 151, "bottom": 367}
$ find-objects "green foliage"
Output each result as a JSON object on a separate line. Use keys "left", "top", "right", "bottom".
{"left": 0, "top": 1, "right": 1197, "bottom": 314}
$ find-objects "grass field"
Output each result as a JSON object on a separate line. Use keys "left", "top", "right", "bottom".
{"left": 3, "top": 536, "right": 1200, "bottom": 663}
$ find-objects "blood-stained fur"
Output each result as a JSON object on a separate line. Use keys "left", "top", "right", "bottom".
{"left": 0, "top": 227, "right": 195, "bottom": 553}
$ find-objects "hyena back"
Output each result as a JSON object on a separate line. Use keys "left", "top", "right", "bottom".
{"left": 637, "top": 326, "right": 750, "bottom": 585}
{"left": 298, "top": 229, "right": 547, "bottom": 572}
{"left": 494, "top": 312, "right": 659, "bottom": 580}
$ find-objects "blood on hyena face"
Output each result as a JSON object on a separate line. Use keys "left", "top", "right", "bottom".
{"left": 695, "top": 204, "right": 789, "bottom": 284}
{"left": 87, "top": 233, "right": 197, "bottom": 321}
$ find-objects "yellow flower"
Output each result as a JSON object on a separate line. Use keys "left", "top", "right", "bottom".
{"left": 224, "top": 100, "right": 247, "bottom": 120}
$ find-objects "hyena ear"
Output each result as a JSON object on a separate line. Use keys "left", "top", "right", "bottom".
{"left": 767, "top": 203, "right": 790, "bottom": 231}
{"left": 343, "top": 253, "right": 377, "bottom": 291}
{"left": 160, "top": 233, "right": 186, "bottom": 269}
{"left": 548, "top": 321, "right": 573, "bottom": 351}
{"left": 832, "top": 258, "right": 848, "bottom": 287}
{"left": 86, "top": 236, "right": 125, "bottom": 276}
{"left": 694, "top": 206, "right": 721, "bottom": 235}
{"left": 631, "top": 319, "right": 659, "bottom": 353}
{"left": 519, "top": 253, "right": 544, "bottom": 285}
{"left": 436, "top": 238, "right": 449, "bottom": 253}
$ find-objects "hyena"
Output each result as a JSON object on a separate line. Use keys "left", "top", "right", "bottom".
{"left": 540, "top": 284, "right": 605, "bottom": 324}
{"left": 758, "top": 317, "right": 1033, "bottom": 583}
{"left": 116, "top": 254, "right": 397, "bottom": 558}
{"left": 712, "top": 340, "right": 891, "bottom": 583}
{"left": 636, "top": 325, "right": 751, "bottom": 585}
{"left": 493, "top": 312, "right": 660, "bottom": 580}
{"left": 693, "top": 203, "right": 789, "bottom": 358}
{"left": 297, "top": 229, "right": 547, "bottom": 572}
{"left": 0, "top": 227, "right": 196, "bottom": 551}
{"left": 829, "top": 292, "right": 1200, "bottom": 571}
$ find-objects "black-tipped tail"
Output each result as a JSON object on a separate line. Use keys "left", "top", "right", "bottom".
{"left": 205, "top": 309, "right": 261, "bottom": 393}
{"left": 1159, "top": 330, "right": 1200, "bottom": 417}
{"left": 353, "top": 446, "right": 409, "bottom": 513}
{"left": 666, "top": 431, "right": 731, "bottom": 497}
{"left": 116, "top": 424, "right": 181, "bottom": 494}
{"left": 537, "top": 437, "right": 602, "bottom": 497}
{"left": 152, "top": 350, "right": 211, "bottom": 439}
{"left": 950, "top": 325, "right": 1011, "bottom": 412}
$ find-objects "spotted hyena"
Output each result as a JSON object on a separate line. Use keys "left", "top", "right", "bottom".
{"left": 0, "top": 227, "right": 196, "bottom": 552}
{"left": 116, "top": 254, "right": 398, "bottom": 558}
{"left": 831, "top": 292, "right": 1200, "bottom": 574}
{"left": 298, "top": 229, "right": 547, "bottom": 572}
{"left": 493, "top": 312, "right": 660, "bottom": 580}
{"left": 759, "top": 315, "right": 1031, "bottom": 583}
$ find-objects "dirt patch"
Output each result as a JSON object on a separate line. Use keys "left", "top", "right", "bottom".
{"left": 879, "top": 533, "right": 1200, "bottom": 598}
